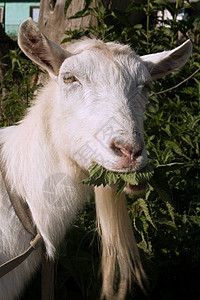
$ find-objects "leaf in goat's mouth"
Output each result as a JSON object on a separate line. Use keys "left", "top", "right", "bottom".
{"left": 81, "top": 163, "right": 155, "bottom": 197}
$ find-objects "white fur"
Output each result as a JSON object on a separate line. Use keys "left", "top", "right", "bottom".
{"left": 0, "top": 18, "right": 192, "bottom": 300}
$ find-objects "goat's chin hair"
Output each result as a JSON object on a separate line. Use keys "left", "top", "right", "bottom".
{"left": 94, "top": 185, "right": 148, "bottom": 300}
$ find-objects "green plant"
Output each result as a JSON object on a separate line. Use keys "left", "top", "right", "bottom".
{"left": 0, "top": 49, "right": 41, "bottom": 127}
{"left": 82, "top": 162, "right": 155, "bottom": 196}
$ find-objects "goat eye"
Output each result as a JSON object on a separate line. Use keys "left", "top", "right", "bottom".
{"left": 63, "top": 74, "right": 77, "bottom": 84}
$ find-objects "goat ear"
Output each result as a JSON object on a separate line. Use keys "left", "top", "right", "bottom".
{"left": 141, "top": 40, "right": 192, "bottom": 79}
{"left": 18, "top": 18, "right": 70, "bottom": 76}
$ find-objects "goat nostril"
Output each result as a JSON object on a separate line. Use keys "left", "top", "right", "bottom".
{"left": 134, "top": 149, "right": 142, "bottom": 158}
{"left": 110, "top": 140, "right": 143, "bottom": 160}
{"left": 119, "top": 146, "right": 132, "bottom": 158}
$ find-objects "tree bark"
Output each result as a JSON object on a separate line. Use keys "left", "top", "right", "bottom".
{"left": 38, "top": 0, "right": 96, "bottom": 44}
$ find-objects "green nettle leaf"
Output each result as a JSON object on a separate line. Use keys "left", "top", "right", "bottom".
{"left": 165, "top": 140, "right": 189, "bottom": 159}
{"left": 68, "top": 0, "right": 93, "bottom": 19}
{"left": 152, "top": 163, "right": 185, "bottom": 173}
{"left": 133, "top": 217, "right": 149, "bottom": 247}
{"left": 150, "top": 170, "right": 173, "bottom": 203}
{"left": 133, "top": 198, "right": 156, "bottom": 229}
{"left": 155, "top": 218, "right": 178, "bottom": 234}
{"left": 82, "top": 163, "right": 107, "bottom": 186}
{"left": 116, "top": 181, "right": 127, "bottom": 198}
{"left": 165, "top": 201, "right": 175, "bottom": 223}
{"left": 120, "top": 163, "right": 155, "bottom": 185}
{"left": 149, "top": 164, "right": 183, "bottom": 222}
{"left": 81, "top": 162, "right": 187, "bottom": 212}
{"left": 64, "top": 0, "right": 73, "bottom": 14}
{"left": 81, "top": 163, "right": 155, "bottom": 195}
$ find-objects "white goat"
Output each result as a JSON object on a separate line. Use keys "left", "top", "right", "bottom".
{"left": 0, "top": 18, "right": 192, "bottom": 300}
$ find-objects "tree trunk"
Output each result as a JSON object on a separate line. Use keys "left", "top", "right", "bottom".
{"left": 38, "top": 0, "right": 96, "bottom": 44}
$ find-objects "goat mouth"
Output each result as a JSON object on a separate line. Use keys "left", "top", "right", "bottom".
{"left": 124, "top": 182, "right": 147, "bottom": 194}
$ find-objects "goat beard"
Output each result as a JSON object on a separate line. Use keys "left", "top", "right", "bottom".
{"left": 94, "top": 185, "right": 148, "bottom": 300}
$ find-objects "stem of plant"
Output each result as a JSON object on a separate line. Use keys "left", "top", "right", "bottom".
{"left": 146, "top": 0, "right": 150, "bottom": 53}
{"left": 171, "top": 0, "right": 179, "bottom": 45}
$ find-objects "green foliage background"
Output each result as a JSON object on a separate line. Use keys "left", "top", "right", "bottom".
{"left": 0, "top": 0, "right": 200, "bottom": 299}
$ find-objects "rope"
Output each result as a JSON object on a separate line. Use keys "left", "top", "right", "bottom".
{"left": 0, "top": 233, "right": 43, "bottom": 278}
{"left": 150, "top": 67, "right": 200, "bottom": 97}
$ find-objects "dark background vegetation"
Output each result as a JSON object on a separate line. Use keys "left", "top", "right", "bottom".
{"left": 0, "top": 0, "right": 200, "bottom": 299}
